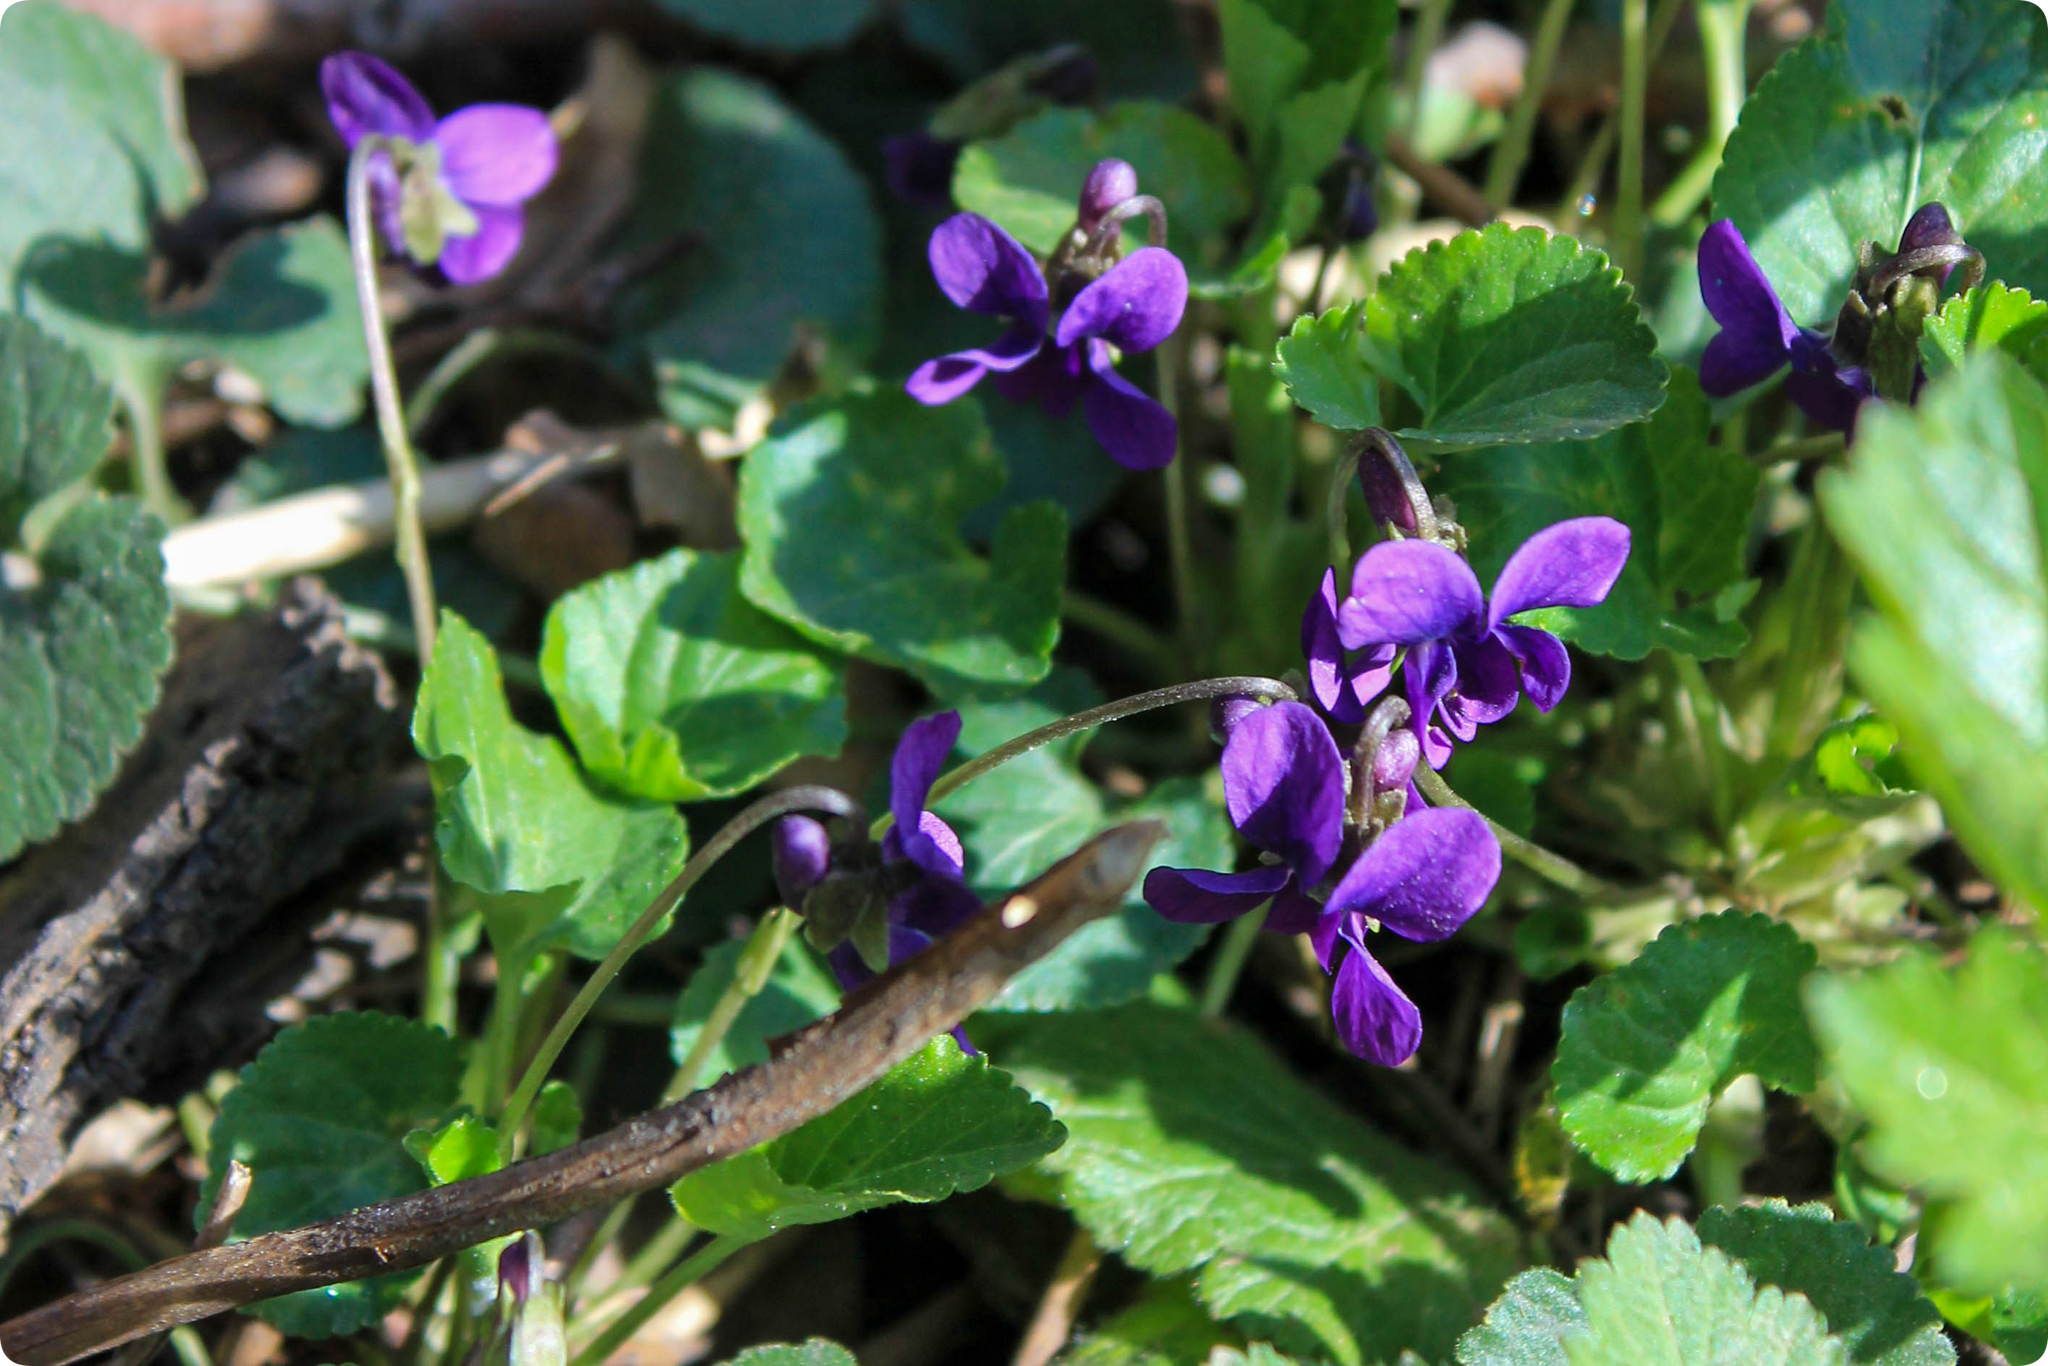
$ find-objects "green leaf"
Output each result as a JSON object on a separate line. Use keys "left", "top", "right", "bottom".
{"left": 897, "top": 0, "right": 1195, "bottom": 101}
{"left": 1430, "top": 367, "right": 1759, "bottom": 659}
{"left": 1059, "top": 1280, "right": 1238, "bottom": 1366}
{"left": 951, "top": 103, "right": 1252, "bottom": 268}
{"left": 0, "top": 316, "right": 171, "bottom": 862}
{"left": 1806, "top": 930, "right": 2048, "bottom": 1294}
{"left": 1216, "top": 0, "right": 1395, "bottom": 194}
{"left": 403, "top": 1115, "right": 503, "bottom": 1186}
{"left": 1273, "top": 302, "right": 1381, "bottom": 430}
{"left": 413, "top": 611, "right": 690, "bottom": 960}
{"left": 0, "top": 1, "right": 201, "bottom": 294}
{"left": 541, "top": 548, "right": 847, "bottom": 803}
{"left": 715, "top": 1343, "right": 858, "bottom": 1366}
{"left": 1713, "top": 0, "right": 2048, "bottom": 331}
{"left": 1796, "top": 715, "right": 1916, "bottom": 815}
{"left": 1919, "top": 283, "right": 2048, "bottom": 382}
{"left": 203, "top": 1013, "right": 461, "bottom": 1336}
{"left": 670, "top": 934, "right": 840, "bottom": 1082}
{"left": 932, "top": 676, "right": 1231, "bottom": 1011}
{"left": 1566, "top": 1212, "right": 1845, "bottom": 1366}
{"left": 1819, "top": 352, "right": 2048, "bottom": 908}
{"left": 656, "top": 0, "right": 872, "bottom": 51}
{"left": 1553, "top": 912, "right": 1819, "bottom": 1182}
{"left": 530, "top": 1081, "right": 582, "bottom": 1156}
{"left": 1457, "top": 1269, "right": 1586, "bottom": 1366}
{"left": 618, "top": 69, "right": 880, "bottom": 428}
{"left": 983, "top": 1004, "right": 1522, "bottom": 1366}
{"left": 670, "top": 1035, "right": 1063, "bottom": 1241}
{"left": 23, "top": 219, "right": 368, "bottom": 428}
{"left": 736, "top": 390, "right": 1064, "bottom": 699}
{"left": 1696, "top": 1201, "right": 1954, "bottom": 1366}
{"left": 1359, "top": 224, "right": 1668, "bottom": 449}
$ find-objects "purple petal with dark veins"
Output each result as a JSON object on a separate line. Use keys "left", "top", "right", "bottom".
{"left": 320, "top": 52, "right": 435, "bottom": 147}
{"left": 1322, "top": 806, "right": 1500, "bottom": 943}
{"left": 1330, "top": 937, "right": 1424, "bottom": 1066}
{"left": 1697, "top": 218, "right": 1799, "bottom": 396}
{"left": 989, "top": 343, "right": 1086, "bottom": 416}
{"left": 1302, "top": 568, "right": 1351, "bottom": 717}
{"left": 1496, "top": 623, "right": 1571, "bottom": 710}
{"left": 928, "top": 213, "right": 1049, "bottom": 330}
{"left": 1054, "top": 247, "right": 1188, "bottom": 354}
{"left": 905, "top": 325, "right": 1046, "bottom": 406}
{"left": 1221, "top": 699, "right": 1345, "bottom": 883}
{"left": 436, "top": 104, "right": 557, "bottom": 207}
{"left": 438, "top": 206, "right": 525, "bottom": 284}
{"left": 1487, "top": 517, "right": 1632, "bottom": 625}
{"left": 1142, "top": 864, "right": 1294, "bottom": 923}
{"left": 1441, "top": 633, "right": 1522, "bottom": 735}
{"left": 1082, "top": 341, "right": 1177, "bottom": 469}
{"left": 1337, "top": 539, "right": 1485, "bottom": 648}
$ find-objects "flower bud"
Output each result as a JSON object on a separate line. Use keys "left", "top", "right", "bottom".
{"left": 1369, "top": 725, "right": 1421, "bottom": 798}
{"left": 1898, "top": 203, "right": 1961, "bottom": 255}
{"left": 1357, "top": 446, "right": 1419, "bottom": 532}
{"left": 1210, "top": 695, "right": 1265, "bottom": 745}
{"left": 1078, "top": 158, "right": 1140, "bottom": 232}
{"left": 772, "top": 815, "right": 833, "bottom": 908}
{"left": 492, "top": 1234, "right": 565, "bottom": 1366}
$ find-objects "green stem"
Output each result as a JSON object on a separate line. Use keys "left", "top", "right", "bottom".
{"left": 880, "top": 677, "right": 1298, "bottom": 842}
{"left": 345, "top": 139, "right": 439, "bottom": 658}
{"left": 496, "top": 786, "right": 860, "bottom": 1160}
{"left": 486, "top": 950, "right": 530, "bottom": 1115}
{"left": 1062, "top": 589, "right": 1178, "bottom": 677}
{"left": 567, "top": 1235, "right": 747, "bottom": 1366}
{"left": 420, "top": 865, "right": 460, "bottom": 1037}
{"left": 1650, "top": 0, "right": 1750, "bottom": 226}
{"left": 1413, "top": 766, "right": 1623, "bottom": 901}
{"left": 1765, "top": 518, "right": 1856, "bottom": 760}
{"left": 1327, "top": 447, "right": 1360, "bottom": 568}
{"left": 1200, "top": 905, "right": 1268, "bottom": 1016}
{"left": 1483, "top": 0, "right": 1575, "bottom": 205}
{"left": 1555, "top": 0, "right": 1688, "bottom": 224}
{"left": 1401, "top": 0, "right": 1456, "bottom": 143}
{"left": 612, "top": 1217, "right": 697, "bottom": 1297}
{"left": 120, "top": 371, "right": 188, "bottom": 526}
{"left": 1614, "top": 0, "right": 1649, "bottom": 284}
{"left": 663, "top": 907, "right": 800, "bottom": 1103}
{"left": 1158, "top": 333, "right": 1198, "bottom": 666}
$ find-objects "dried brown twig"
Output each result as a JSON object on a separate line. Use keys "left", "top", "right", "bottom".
{"left": 0, "top": 823, "right": 1164, "bottom": 1366}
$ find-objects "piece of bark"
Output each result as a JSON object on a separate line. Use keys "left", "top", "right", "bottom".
{"left": 0, "top": 580, "right": 405, "bottom": 1245}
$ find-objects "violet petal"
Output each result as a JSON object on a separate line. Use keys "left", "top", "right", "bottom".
{"left": 1265, "top": 881, "right": 1327, "bottom": 935}
{"left": 320, "top": 52, "right": 435, "bottom": 147}
{"left": 771, "top": 815, "right": 832, "bottom": 907}
{"left": 1496, "top": 623, "right": 1571, "bottom": 711}
{"left": 928, "top": 213, "right": 1049, "bottom": 330}
{"left": 1403, "top": 639, "right": 1459, "bottom": 766}
{"left": 1142, "top": 864, "right": 1294, "bottom": 923}
{"left": 1442, "top": 633, "right": 1522, "bottom": 733}
{"left": 1221, "top": 700, "right": 1346, "bottom": 884}
{"left": 1337, "top": 539, "right": 1485, "bottom": 648}
{"left": 435, "top": 104, "right": 557, "bottom": 207}
{"left": 1054, "top": 247, "right": 1188, "bottom": 354}
{"left": 989, "top": 343, "right": 1087, "bottom": 416}
{"left": 1330, "top": 937, "right": 1424, "bottom": 1066}
{"left": 1487, "top": 517, "right": 1632, "bottom": 626}
{"left": 438, "top": 206, "right": 525, "bottom": 285}
{"left": 1082, "top": 341, "right": 1177, "bottom": 470}
{"left": 906, "top": 324, "right": 1046, "bottom": 406}
{"left": 1697, "top": 218, "right": 1799, "bottom": 396}
{"left": 1322, "top": 807, "right": 1500, "bottom": 943}
{"left": 890, "top": 711, "right": 962, "bottom": 877}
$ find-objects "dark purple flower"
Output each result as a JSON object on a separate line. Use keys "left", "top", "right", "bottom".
{"left": 1335, "top": 519, "right": 1631, "bottom": 768}
{"left": 1697, "top": 219, "right": 1874, "bottom": 435}
{"left": 882, "top": 132, "right": 962, "bottom": 210}
{"left": 905, "top": 176, "right": 1188, "bottom": 470}
{"left": 320, "top": 51, "right": 558, "bottom": 285}
{"left": 773, "top": 711, "right": 980, "bottom": 997}
{"left": 1140, "top": 700, "right": 1499, "bottom": 1065}
{"left": 1303, "top": 567, "right": 1395, "bottom": 723}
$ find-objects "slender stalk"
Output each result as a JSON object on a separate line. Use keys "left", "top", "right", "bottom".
{"left": 1199, "top": 905, "right": 1268, "bottom": 1016}
{"left": 1613, "top": 0, "right": 1649, "bottom": 283}
{"left": 611, "top": 1218, "right": 698, "bottom": 1298}
{"left": 566, "top": 1235, "right": 745, "bottom": 1366}
{"left": 883, "top": 677, "right": 1299, "bottom": 840}
{"left": 663, "top": 908, "right": 800, "bottom": 1103}
{"left": 1413, "top": 766, "right": 1623, "bottom": 900}
{"left": 497, "top": 786, "right": 863, "bottom": 1158}
{"left": 1554, "top": 0, "right": 1688, "bottom": 225}
{"left": 1764, "top": 519, "right": 1856, "bottom": 760}
{"left": 1400, "top": 0, "right": 1456, "bottom": 143}
{"left": 1327, "top": 447, "right": 1360, "bottom": 568}
{"left": 1010, "top": 1229, "right": 1103, "bottom": 1366}
{"left": 1483, "top": 0, "right": 1576, "bottom": 206}
{"left": 486, "top": 952, "right": 530, "bottom": 1116}
{"left": 1061, "top": 589, "right": 1178, "bottom": 677}
{"left": 420, "top": 867, "right": 459, "bottom": 1036}
{"left": 1157, "top": 333, "right": 1198, "bottom": 666}
{"left": 120, "top": 374, "right": 187, "bottom": 526}
{"left": 1650, "top": 0, "right": 1751, "bottom": 226}
{"left": 344, "top": 139, "right": 439, "bottom": 657}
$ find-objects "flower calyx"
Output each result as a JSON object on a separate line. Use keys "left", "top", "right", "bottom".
{"left": 1355, "top": 428, "right": 1465, "bottom": 552}
{"left": 1831, "top": 202, "right": 1983, "bottom": 402}
{"left": 1046, "top": 157, "right": 1170, "bottom": 301}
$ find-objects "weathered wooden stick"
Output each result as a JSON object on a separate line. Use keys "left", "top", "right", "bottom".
{"left": 0, "top": 821, "right": 1163, "bottom": 1366}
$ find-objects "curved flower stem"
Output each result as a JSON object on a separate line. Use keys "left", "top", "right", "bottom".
{"left": 1483, "top": 0, "right": 1576, "bottom": 206}
{"left": 566, "top": 1234, "right": 745, "bottom": 1366}
{"left": 499, "top": 785, "right": 864, "bottom": 1159}
{"left": 1649, "top": 0, "right": 1752, "bottom": 227}
{"left": 1412, "top": 766, "right": 1624, "bottom": 901}
{"left": 1199, "top": 904, "right": 1268, "bottom": 1017}
{"left": 1327, "top": 446, "right": 1359, "bottom": 568}
{"left": 879, "top": 677, "right": 1299, "bottom": 841}
{"left": 1613, "top": 0, "right": 1650, "bottom": 284}
{"left": 344, "top": 139, "right": 439, "bottom": 658}
{"left": 662, "top": 906, "right": 800, "bottom": 1103}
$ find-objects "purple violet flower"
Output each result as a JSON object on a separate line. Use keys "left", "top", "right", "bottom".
{"left": 1697, "top": 219, "right": 1874, "bottom": 435}
{"left": 1141, "top": 700, "right": 1500, "bottom": 1065}
{"left": 1302, "top": 567, "right": 1395, "bottom": 723}
{"left": 882, "top": 132, "right": 963, "bottom": 210}
{"left": 1332, "top": 518, "right": 1631, "bottom": 768}
{"left": 320, "top": 51, "right": 558, "bottom": 285}
{"left": 905, "top": 162, "right": 1188, "bottom": 470}
{"left": 774, "top": 711, "right": 981, "bottom": 997}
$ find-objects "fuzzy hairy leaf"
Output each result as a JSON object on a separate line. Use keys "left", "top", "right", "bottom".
{"left": 1554, "top": 913, "right": 1818, "bottom": 1182}
{"left": 1457, "top": 1270, "right": 1586, "bottom": 1366}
